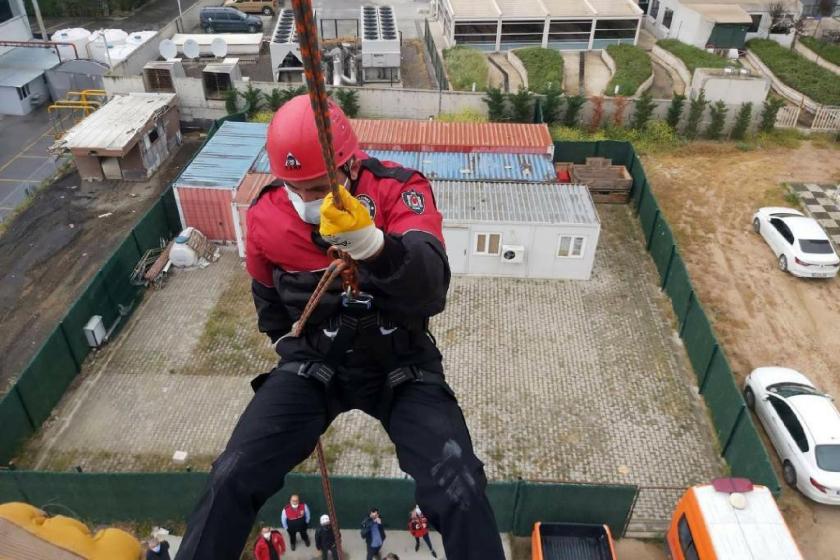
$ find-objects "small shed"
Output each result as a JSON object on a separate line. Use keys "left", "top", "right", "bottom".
{"left": 0, "top": 46, "right": 59, "bottom": 115}
{"left": 435, "top": 181, "right": 600, "bottom": 280}
{"left": 173, "top": 121, "right": 268, "bottom": 242}
{"left": 56, "top": 92, "right": 180, "bottom": 181}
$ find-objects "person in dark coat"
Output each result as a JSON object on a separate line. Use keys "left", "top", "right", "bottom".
{"left": 315, "top": 514, "right": 338, "bottom": 560}
{"left": 360, "top": 508, "right": 386, "bottom": 560}
{"left": 175, "top": 96, "right": 504, "bottom": 560}
{"left": 146, "top": 537, "right": 171, "bottom": 560}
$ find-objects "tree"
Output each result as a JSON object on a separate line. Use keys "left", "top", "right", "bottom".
{"left": 730, "top": 102, "right": 753, "bottom": 140}
{"left": 333, "top": 88, "right": 360, "bottom": 118}
{"left": 666, "top": 94, "right": 685, "bottom": 130}
{"left": 266, "top": 88, "right": 284, "bottom": 111}
{"left": 508, "top": 86, "right": 534, "bottom": 123}
{"left": 563, "top": 95, "right": 586, "bottom": 127}
{"left": 541, "top": 83, "right": 563, "bottom": 124}
{"left": 704, "top": 100, "right": 728, "bottom": 140}
{"left": 589, "top": 96, "right": 605, "bottom": 132}
{"left": 631, "top": 91, "right": 655, "bottom": 130}
{"left": 241, "top": 83, "right": 263, "bottom": 117}
{"left": 759, "top": 97, "right": 786, "bottom": 132}
{"left": 225, "top": 88, "right": 239, "bottom": 115}
{"left": 683, "top": 90, "right": 708, "bottom": 140}
{"left": 482, "top": 88, "right": 508, "bottom": 122}
{"left": 612, "top": 96, "right": 629, "bottom": 128}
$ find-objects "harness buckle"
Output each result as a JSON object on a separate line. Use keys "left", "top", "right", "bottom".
{"left": 341, "top": 291, "right": 374, "bottom": 313}
{"left": 387, "top": 365, "right": 423, "bottom": 388}
{"left": 296, "top": 362, "right": 336, "bottom": 386}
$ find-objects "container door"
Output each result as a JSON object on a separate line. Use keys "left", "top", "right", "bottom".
{"left": 444, "top": 227, "right": 469, "bottom": 274}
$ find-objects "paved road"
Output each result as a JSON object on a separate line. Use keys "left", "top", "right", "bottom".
{"left": 0, "top": 108, "right": 68, "bottom": 223}
{"left": 31, "top": 0, "right": 202, "bottom": 35}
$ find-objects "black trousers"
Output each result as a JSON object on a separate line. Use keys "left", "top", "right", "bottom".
{"left": 174, "top": 362, "right": 504, "bottom": 560}
{"left": 286, "top": 522, "right": 309, "bottom": 547}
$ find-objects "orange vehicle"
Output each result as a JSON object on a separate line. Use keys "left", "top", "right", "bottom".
{"left": 666, "top": 478, "right": 803, "bottom": 560}
{"left": 531, "top": 522, "right": 617, "bottom": 560}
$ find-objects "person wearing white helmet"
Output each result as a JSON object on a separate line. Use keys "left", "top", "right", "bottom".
{"left": 315, "top": 514, "right": 337, "bottom": 560}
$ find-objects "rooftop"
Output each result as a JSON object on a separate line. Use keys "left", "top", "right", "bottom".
{"left": 175, "top": 121, "right": 268, "bottom": 189}
{"left": 686, "top": 3, "right": 753, "bottom": 23}
{"left": 445, "top": 0, "right": 642, "bottom": 19}
{"left": 367, "top": 150, "right": 557, "bottom": 182}
{"left": 0, "top": 45, "right": 60, "bottom": 88}
{"left": 57, "top": 93, "right": 178, "bottom": 153}
{"left": 435, "top": 181, "right": 599, "bottom": 225}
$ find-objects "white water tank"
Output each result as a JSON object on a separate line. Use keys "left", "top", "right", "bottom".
{"left": 127, "top": 30, "right": 158, "bottom": 46}
{"left": 88, "top": 29, "right": 129, "bottom": 64}
{"left": 51, "top": 28, "right": 91, "bottom": 61}
{"left": 170, "top": 228, "right": 199, "bottom": 268}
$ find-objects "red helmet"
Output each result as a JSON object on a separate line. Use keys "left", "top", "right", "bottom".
{"left": 265, "top": 94, "right": 358, "bottom": 182}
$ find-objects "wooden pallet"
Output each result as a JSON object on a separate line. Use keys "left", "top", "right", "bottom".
{"left": 557, "top": 158, "right": 632, "bottom": 204}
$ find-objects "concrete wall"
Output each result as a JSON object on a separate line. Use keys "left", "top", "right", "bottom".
{"left": 443, "top": 223, "right": 600, "bottom": 280}
{"left": 506, "top": 51, "right": 529, "bottom": 90}
{"left": 648, "top": 0, "right": 713, "bottom": 47}
{"left": 690, "top": 69, "right": 770, "bottom": 104}
{"left": 651, "top": 44, "right": 692, "bottom": 87}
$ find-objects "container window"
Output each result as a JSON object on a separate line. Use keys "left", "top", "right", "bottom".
{"left": 558, "top": 235, "right": 585, "bottom": 258}
{"left": 17, "top": 83, "right": 30, "bottom": 100}
{"left": 748, "top": 13, "right": 762, "bottom": 32}
{"left": 475, "top": 233, "right": 501, "bottom": 255}
{"left": 662, "top": 8, "right": 674, "bottom": 29}
{"left": 678, "top": 515, "right": 700, "bottom": 560}
{"left": 649, "top": 0, "right": 659, "bottom": 19}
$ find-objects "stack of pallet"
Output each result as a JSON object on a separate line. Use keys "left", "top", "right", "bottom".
{"left": 557, "top": 157, "right": 632, "bottom": 204}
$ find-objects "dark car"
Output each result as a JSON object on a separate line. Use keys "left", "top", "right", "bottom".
{"left": 200, "top": 7, "right": 264, "bottom": 33}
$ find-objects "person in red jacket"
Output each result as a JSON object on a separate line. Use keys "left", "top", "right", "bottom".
{"left": 253, "top": 525, "right": 286, "bottom": 560}
{"left": 408, "top": 505, "right": 437, "bottom": 558}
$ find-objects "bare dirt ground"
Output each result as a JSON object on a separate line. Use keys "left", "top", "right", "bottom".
{"left": 400, "top": 38, "right": 435, "bottom": 90}
{"left": 0, "top": 137, "right": 202, "bottom": 393}
{"left": 644, "top": 139, "right": 840, "bottom": 559}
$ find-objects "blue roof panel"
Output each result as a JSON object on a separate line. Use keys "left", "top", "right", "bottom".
{"left": 368, "top": 150, "right": 556, "bottom": 182}
{"left": 176, "top": 121, "right": 268, "bottom": 189}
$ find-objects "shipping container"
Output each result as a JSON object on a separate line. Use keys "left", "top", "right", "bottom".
{"left": 174, "top": 187, "right": 237, "bottom": 242}
{"left": 368, "top": 150, "right": 556, "bottom": 182}
{"left": 232, "top": 172, "right": 275, "bottom": 257}
{"left": 350, "top": 120, "right": 554, "bottom": 155}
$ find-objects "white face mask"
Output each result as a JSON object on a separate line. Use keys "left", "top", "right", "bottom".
{"left": 414, "top": 507, "right": 421, "bottom": 516}
{"left": 263, "top": 532, "right": 271, "bottom": 540}
{"left": 286, "top": 186, "right": 323, "bottom": 225}
{"left": 152, "top": 545, "right": 161, "bottom": 553}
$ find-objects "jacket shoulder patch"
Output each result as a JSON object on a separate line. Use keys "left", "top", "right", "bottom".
{"left": 360, "top": 158, "right": 417, "bottom": 183}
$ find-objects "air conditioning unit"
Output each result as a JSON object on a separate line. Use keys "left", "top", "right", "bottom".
{"left": 269, "top": 8, "right": 307, "bottom": 83}
{"left": 360, "top": 5, "right": 401, "bottom": 83}
{"left": 501, "top": 245, "right": 525, "bottom": 264}
{"left": 83, "top": 315, "right": 106, "bottom": 348}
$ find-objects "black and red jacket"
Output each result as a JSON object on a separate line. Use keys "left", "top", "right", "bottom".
{"left": 245, "top": 152, "right": 450, "bottom": 369}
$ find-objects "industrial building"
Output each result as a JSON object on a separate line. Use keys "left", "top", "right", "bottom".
{"left": 437, "top": 182, "right": 600, "bottom": 279}
{"left": 55, "top": 93, "right": 180, "bottom": 181}
{"left": 438, "top": 0, "right": 644, "bottom": 50}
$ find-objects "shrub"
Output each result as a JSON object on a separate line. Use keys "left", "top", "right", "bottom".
{"left": 443, "top": 46, "right": 489, "bottom": 91}
{"left": 730, "top": 102, "right": 753, "bottom": 140}
{"left": 241, "top": 83, "right": 262, "bottom": 117}
{"left": 799, "top": 36, "right": 840, "bottom": 67}
{"left": 483, "top": 88, "right": 508, "bottom": 122}
{"left": 436, "top": 108, "right": 488, "bottom": 122}
{"left": 563, "top": 95, "right": 586, "bottom": 127}
{"left": 683, "top": 90, "right": 708, "bottom": 140}
{"left": 759, "top": 97, "right": 786, "bottom": 132}
{"left": 513, "top": 47, "right": 564, "bottom": 94}
{"left": 589, "top": 96, "right": 605, "bottom": 132}
{"left": 333, "top": 88, "right": 359, "bottom": 117}
{"left": 550, "top": 120, "right": 680, "bottom": 155}
{"left": 250, "top": 110, "right": 274, "bottom": 123}
{"left": 747, "top": 38, "right": 840, "bottom": 105}
{"left": 657, "top": 39, "right": 735, "bottom": 73}
{"left": 225, "top": 88, "right": 239, "bottom": 114}
{"left": 631, "top": 91, "right": 656, "bottom": 130}
{"left": 666, "top": 94, "right": 685, "bottom": 129}
{"left": 541, "top": 84, "right": 564, "bottom": 124}
{"left": 266, "top": 89, "right": 284, "bottom": 111}
{"left": 509, "top": 86, "right": 534, "bottom": 123}
{"left": 705, "top": 100, "right": 728, "bottom": 140}
{"left": 612, "top": 96, "right": 629, "bottom": 127}
{"left": 605, "top": 44, "right": 653, "bottom": 96}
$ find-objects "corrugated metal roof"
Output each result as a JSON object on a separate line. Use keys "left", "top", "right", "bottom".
{"left": 234, "top": 172, "right": 274, "bottom": 205}
{"left": 446, "top": 0, "right": 501, "bottom": 18}
{"left": 58, "top": 93, "right": 177, "bottom": 152}
{"left": 351, "top": 120, "right": 554, "bottom": 155}
{"left": 175, "top": 121, "right": 268, "bottom": 189}
{"left": 542, "top": 0, "right": 596, "bottom": 17}
{"left": 0, "top": 45, "right": 60, "bottom": 87}
{"left": 251, "top": 146, "right": 272, "bottom": 174}
{"left": 446, "top": 0, "right": 639, "bottom": 18}
{"left": 687, "top": 3, "right": 752, "bottom": 23}
{"left": 368, "top": 150, "right": 557, "bottom": 182}
{"left": 586, "top": 0, "right": 643, "bottom": 16}
{"left": 434, "top": 181, "right": 599, "bottom": 225}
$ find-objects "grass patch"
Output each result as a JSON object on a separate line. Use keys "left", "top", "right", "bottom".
{"left": 512, "top": 47, "right": 564, "bottom": 93}
{"left": 658, "top": 38, "right": 736, "bottom": 73}
{"left": 443, "top": 46, "right": 489, "bottom": 91}
{"left": 748, "top": 38, "right": 840, "bottom": 105}
{"left": 436, "top": 108, "right": 488, "bottom": 122}
{"left": 799, "top": 35, "right": 840, "bottom": 67}
{"left": 605, "top": 44, "right": 652, "bottom": 96}
{"left": 180, "top": 267, "right": 277, "bottom": 376}
{"left": 755, "top": 128, "right": 805, "bottom": 149}
{"left": 551, "top": 120, "right": 683, "bottom": 155}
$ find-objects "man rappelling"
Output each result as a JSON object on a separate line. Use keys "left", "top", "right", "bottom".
{"left": 174, "top": 95, "right": 505, "bottom": 560}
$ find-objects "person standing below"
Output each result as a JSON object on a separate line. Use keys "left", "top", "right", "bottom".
{"left": 408, "top": 505, "right": 438, "bottom": 558}
{"left": 146, "top": 537, "right": 171, "bottom": 560}
{"left": 281, "top": 494, "right": 310, "bottom": 551}
{"left": 253, "top": 525, "right": 286, "bottom": 560}
{"left": 360, "top": 508, "right": 386, "bottom": 560}
{"left": 315, "top": 514, "right": 338, "bottom": 560}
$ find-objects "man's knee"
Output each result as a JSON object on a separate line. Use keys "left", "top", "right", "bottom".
{"left": 419, "top": 438, "right": 488, "bottom": 514}
{"left": 209, "top": 449, "right": 279, "bottom": 499}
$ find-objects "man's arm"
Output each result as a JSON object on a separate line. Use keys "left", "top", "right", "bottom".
{"left": 304, "top": 504, "right": 311, "bottom": 524}
{"left": 246, "top": 222, "right": 293, "bottom": 341}
{"left": 281, "top": 510, "right": 289, "bottom": 529}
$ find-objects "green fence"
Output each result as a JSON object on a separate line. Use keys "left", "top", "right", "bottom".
{"left": 0, "top": 471, "right": 637, "bottom": 537}
{"left": 554, "top": 141, "right": 780, "bottom": 494}
{"left": 424, "top": 19, "right": 449, "bottom": 91}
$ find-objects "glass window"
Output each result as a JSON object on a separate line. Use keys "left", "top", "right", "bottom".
{"left": 148, "top": 128, "right": 160, "bottom": 144}
{"left": 454, "top": 21, "right": 498, "bottom": 44}
{"left": 558, "top": 235, "right": 585, "bottom": 257}
{"left": 663, "top": 8, "right": 674, "bottom": 29}
{"left": 678, "top": 515, "right": 700, "bottom": 560}
{"left": 815, "top": 445, "right": 840, "bottom": 472}
{"left": 500, "top": 20, "right": 545, "bottom": 43}
{"left": 475, "top": 233, "right": 501, "bottom": 255}
{"left": 768, "top": 383, "right": 824, "bottom": 398}
{"left": 800, "top": 239, "right": 834, "bottom": 254}
{"left": 548, "top": 19, "right": 592, "bottom": 42}
{"left": 16, "top": 84, "right": 30, "bottom": 100}
{"left": 650, "top": 0, "right": 660, "bottom": 19}
{"left": 769, "top": 396, "right": 809, "bottom": 453}
{"left": 0, "top": 0, "right": 13, "bottom": 23}
{"left": 748, "top": 13, "right": 762, "bottom": 32}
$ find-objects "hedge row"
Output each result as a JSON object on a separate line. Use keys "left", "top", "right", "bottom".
{"left": 657, "top": 39, "right": 734, "bottom": 73}
{"left": 605, "top": 44, "right": 652, "bottom": 96}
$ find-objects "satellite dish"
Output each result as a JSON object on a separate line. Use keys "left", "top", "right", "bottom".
{"left": 159, "top": 38, "right": 177, "bottom": 60}
{"left": 210, "top": 37, "right": 228, "bottom": 58}
{"left": 183, "top": 38, "right": 200, "bottom": 59}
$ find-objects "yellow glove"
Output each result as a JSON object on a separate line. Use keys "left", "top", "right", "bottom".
{"left": 320, "top": 184, "right": 384, "bottom": 260}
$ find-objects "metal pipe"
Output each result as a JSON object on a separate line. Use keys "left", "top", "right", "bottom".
{"left": 0, "top": 40, "right": 79, "bottom": 62}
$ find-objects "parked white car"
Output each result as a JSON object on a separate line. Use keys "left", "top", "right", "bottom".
{"left": 752, "top": 207, "right": 840, "bottom": 278}
{"left": 744, "top": 367, "right": 840, "bottom": 505}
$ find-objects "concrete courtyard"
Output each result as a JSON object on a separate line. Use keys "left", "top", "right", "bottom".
{"left": 16, "top": 204, "right": 724, "bottom": 526}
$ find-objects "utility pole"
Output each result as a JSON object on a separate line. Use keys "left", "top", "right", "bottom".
{"left": 26, "top": 0, "right": 49, "bottom": 41}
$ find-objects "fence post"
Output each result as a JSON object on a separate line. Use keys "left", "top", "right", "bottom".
{"left": 58, "top": 321, "right": 81, "bottom": 372}
{"left": 620, "top": 485, "right": 641, "bottom": 538}
{"left": 720, "top": 406, "right": 746, "bottom": 456}
{"left": 645, "top": 209, "right": 659, "bottom": 250}
{"left": 697, "top": 343, "right": 718, "bottom": 392}
{"left": 660, "top": 245, "right": 676, "bottom": 289}
{"left": 678, "top": 292, "right": 694, "bottom": 337}
{"left": 511, "top": 478, "right": 524, "bottom": 536}
{"left": 634, "top": 176, "right": 646, "bottom": 213}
